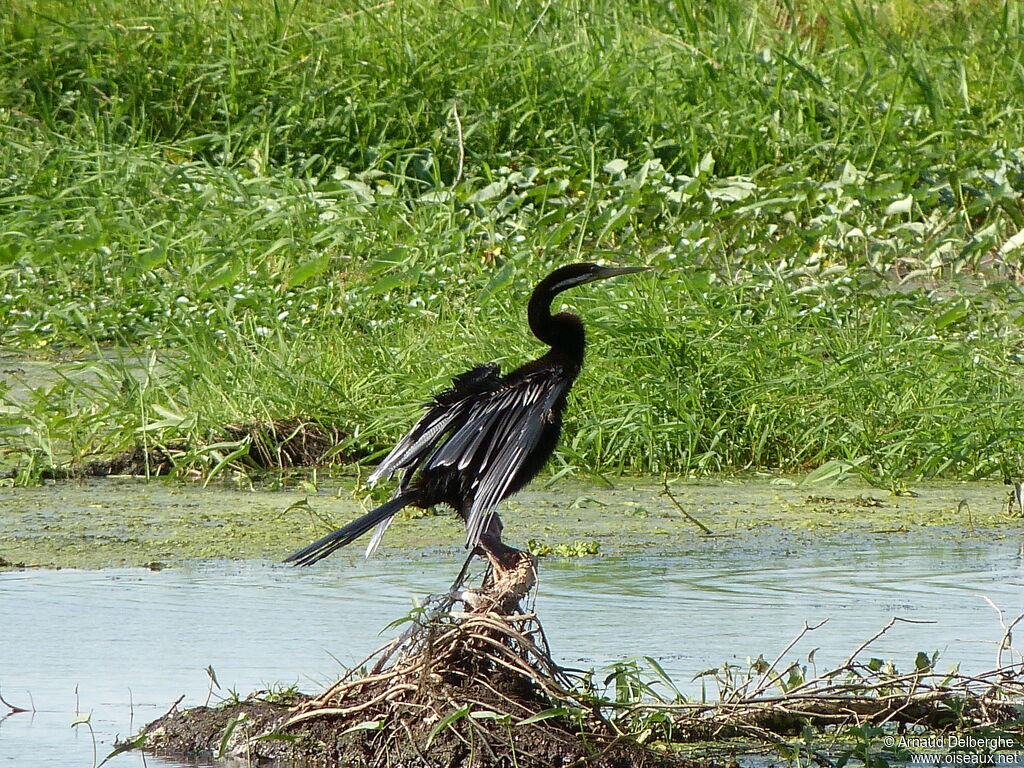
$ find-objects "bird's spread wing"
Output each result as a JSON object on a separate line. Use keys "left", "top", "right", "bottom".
{"left": 425, "top": 366, "right": 571, "bottom": 550}
{"left": 367, "top": 363, "right": 502, "bottom": 487}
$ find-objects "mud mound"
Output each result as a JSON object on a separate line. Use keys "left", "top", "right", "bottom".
{"left": 220, "top": 418, "right": 348, "bottom": 468}
{"left": 142, "top": 611, "right": 693, "bottom": 768}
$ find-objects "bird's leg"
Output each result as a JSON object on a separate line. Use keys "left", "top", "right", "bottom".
{"left": 448, "top": 548, "right": 479, "bottom": 596}
{"left": 447, "top": 513, "right": 499, "bottom": 595}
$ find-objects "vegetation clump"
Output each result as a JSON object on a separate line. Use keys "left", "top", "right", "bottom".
{"left": 3, "top": 1, "right": 1024, "bottom": 486}
{"left": 139, "top": 605, "right": 1024, "bottom": 767}
{"left": 143, "top": 606, "right": 687, "bottom": 768}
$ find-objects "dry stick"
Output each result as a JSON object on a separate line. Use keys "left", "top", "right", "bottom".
{"left": 468, "top": 683, "right": 537, "bottom": 722}
{"left": 458, "top": 614, "right": 557, "bottom": 672}
{"left": 745, "top": 618, "right": 830, "bottom": 700}
{"left": 464, "top": 639, "right": 567, "bottom": 700}
{"left": 0, "top": 686, "right": 29, "bottom": 714}
{"left": 296, "top": 612, "right": 572, "bottom": 729}
{"left": 746, "top": 676, "right": 1009, "bottom": 725}
{"left": 284, "top": 683, "right": 420, "bottom": 729}
{"left": 563, "top": 733, "right": 630, "bottom": 768}
{"left": 162, "top": 695, "right": 185, "bottom": 720}
{"left": 634, "top": 621, "right": 1024, "bottom": 741}
{"left": 661, "top": 477, "right": 713, "bottom": 535}
{"left": 746, "top": 661, "right": 801, "bottom": 702}
{"left": 449, "top": 611, "right": 537, "bottom": 623}
{"left": 282, "top": 602, "right": 1023, "bottom": 761}
{"left": 320, "top": 656, "right": 431, "bottom": 704}
{"left": 399, "top": 720, "right": 439, "bottom": 768}
{"left": 451, "top": 102, "right": 465, "bottom": 188}
{"left": 981, "top": 595, "right": 1024, "bottom": 670}
{"left": 841, "top": 616, "right": 936, "bottom": 668}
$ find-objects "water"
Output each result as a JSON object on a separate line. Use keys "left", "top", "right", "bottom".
{"left": 2, "top": 535, "right": 1022, "bottom": 767}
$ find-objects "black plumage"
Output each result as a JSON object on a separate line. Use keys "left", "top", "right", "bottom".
{"left": 285, "top": 262, "right": 648, "bottom": 567}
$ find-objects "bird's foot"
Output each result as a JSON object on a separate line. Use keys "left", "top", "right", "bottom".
{"left": 460, "top": 540, "right": 537, "bottom": 615}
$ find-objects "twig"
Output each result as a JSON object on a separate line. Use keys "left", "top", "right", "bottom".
{"left": 451, "top": 102, "right": 465, "bottom": 188}
{"left": 661, "top": 476, "right": 713, "bottom": 535}
{"left": 841, "top": 616, "right": 935, "bottom": 668}
{"left": 162, "top": 695, "right": 185, "bottom": 720}
{"left": 283, "top": 684, "right": 419, "bottom": 729}
{"left": 745, "top": 619, "right": 829, "bottom": 700}
{"left": 981, "top": 596, "right": 1024, "bottom": 670}
{"left": 0, "top": 686, "right": 29, "bottom": 714}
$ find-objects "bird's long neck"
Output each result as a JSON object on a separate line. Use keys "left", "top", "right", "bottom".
{"left": 528, "top": 288, "right": 586, "bottom": 366}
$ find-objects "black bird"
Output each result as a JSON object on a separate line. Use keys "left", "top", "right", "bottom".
{"left": 285, "top": 262, "right": 649, "bottom": 568}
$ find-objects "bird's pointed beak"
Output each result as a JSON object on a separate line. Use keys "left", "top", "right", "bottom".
{"left": 588, "top": 265, "right": 652, "bottom": 282}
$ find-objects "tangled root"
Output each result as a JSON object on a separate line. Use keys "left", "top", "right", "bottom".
{"left": 142, "top": 607, "right": 686, "bottom": 768}
{"left": 276, "top": 609, "right": 677, "bottom": 768}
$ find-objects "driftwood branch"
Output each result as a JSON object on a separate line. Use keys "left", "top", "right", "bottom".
{"left": 660, "top": 476, "right": 713, "bottom": 535}
{"left": 0, "top": 685, "right": 29, "bottom": 714}
{"left": 618, "top": 617, "right": 1024, "bottom": 748}
{"left": 982, "top": 595, "right": 1024, "bottom": 671}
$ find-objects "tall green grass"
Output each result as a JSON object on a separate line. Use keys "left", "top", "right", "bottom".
{"left": 2, "top": 0, "right": 1024, "bottom": 484}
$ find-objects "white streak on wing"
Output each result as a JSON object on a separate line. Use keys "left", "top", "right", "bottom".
{"left": 363, "top": 365, "right": 569, "bottom": 553}
{"left": 368, "top": 407, "right": 464, "bottom": 484}
{"left": 360, "top": 363, "right": 506, "bottom": 554}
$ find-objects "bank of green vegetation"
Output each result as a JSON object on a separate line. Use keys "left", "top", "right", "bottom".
{"left": 2, "top": 0, "right": 1024, "bottom": 487}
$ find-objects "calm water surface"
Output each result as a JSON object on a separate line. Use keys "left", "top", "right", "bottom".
{"left": 2, "top": 535, "right": 1023, "bottom": 767}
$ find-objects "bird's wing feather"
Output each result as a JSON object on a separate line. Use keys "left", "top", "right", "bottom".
{"left": 366, "top": 406, "right": 464, "bottom": 485}
{"left": 426, "top": 367, "right": 571, "bottom": 550}
{"left": 367, "top": 363, "right": 502, "bottom": 486}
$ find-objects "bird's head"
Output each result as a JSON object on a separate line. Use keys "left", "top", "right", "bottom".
{"left": 541, "top": 262, "right": 650, "bottom": 297}
{"left": 528, "top": 263, "right": 649, "bottom": 350}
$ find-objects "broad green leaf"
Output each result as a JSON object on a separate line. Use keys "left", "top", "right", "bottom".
{"left": 799, "top": 457, "right": 868, "bottom": 487}
{"left": 479, "top": 261, "right": 516, "bottom": 303}
{"left": 469, "top": 710, "right": 511, "bottom": 723}
{"left": 218, "top": 713, "right": 247, "bottom": 758}
{"left": 340, "top": 720, "right": 383, "bottom": 736}
{"left": 643, "top": 656, "right": 683, "bottom": 701}
{"left": 340, "top": 179, "right": 374, "bottom": 202}
{"left": 885, "top": 195, "right": 914, "bottom": 216}
{"left": 98, "top": 734, "right": 147, "bottom": 767}
{"left": 366, "top": 271, "right": 419, "bottom": 295}
{"left": 516, "top": 706, "right": 568, "bottom": 725}
{"left": 466, "top": 179, "right": 508, "bottom": 203}
{"left": 603, "top": 158, "right": 628, "bottom": 176}
{"left": 285, "top": 255, "right": 331, "bottom": 290}
{"left": 427, "top": 705, "right": 470, "bottom": 747}
{"left": 137, "top": 245, "right": 168, "bottom": 271}
{"left": 932, "top": 303, "right": 968, "bottom": 330}
{"left": 260, "top": 237, "right": 294, "bottom": 259}
{"left": 202, "top": 262, "right": 243, "bottom": 294}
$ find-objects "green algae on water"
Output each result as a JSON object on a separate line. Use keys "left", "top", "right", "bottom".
{"left": 0, "top": 477, "right": 1019, "bottom": 570}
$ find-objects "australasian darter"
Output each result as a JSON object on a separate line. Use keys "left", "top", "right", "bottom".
{"left": 285, "top": 263, "right": 649, "bottom": 585}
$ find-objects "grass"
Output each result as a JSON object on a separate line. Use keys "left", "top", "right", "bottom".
{"left": 2, "top": 0, "right": 1024, "bottom": 486}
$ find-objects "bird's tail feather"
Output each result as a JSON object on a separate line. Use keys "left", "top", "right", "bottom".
{"left": 284, "top": 493, "right": 414, "bottom": 567}
{"left": 364, "top": 517, "right": 395, "bottom": 558}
